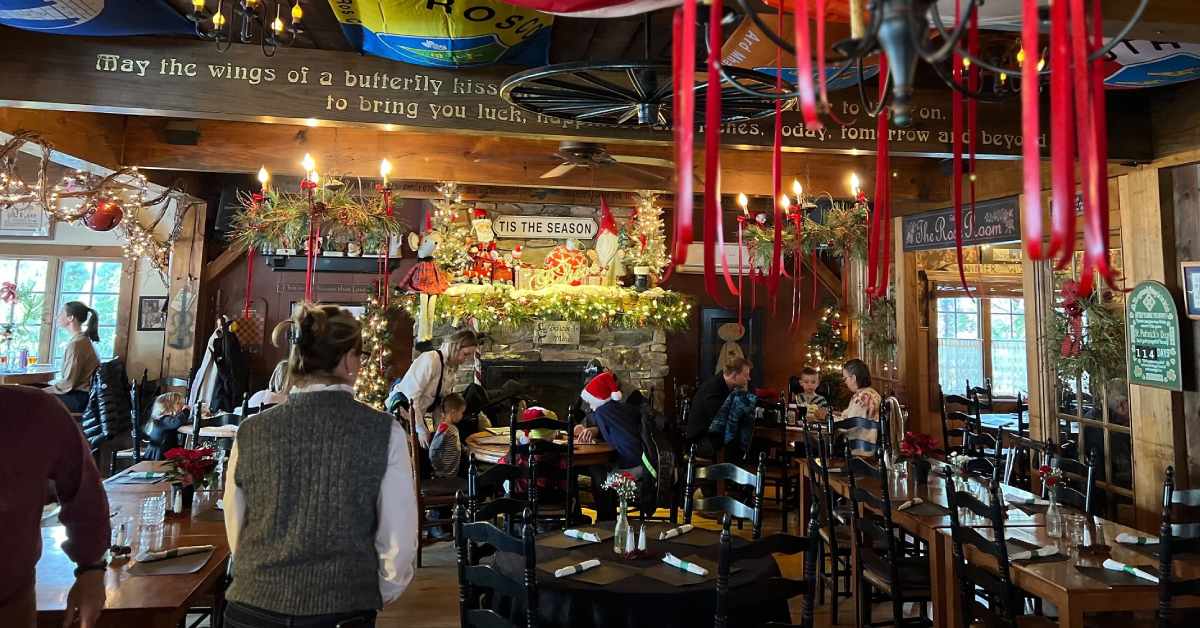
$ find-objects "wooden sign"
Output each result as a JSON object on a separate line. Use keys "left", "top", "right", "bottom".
{"left": 532, "top": 320, "right": 580, "bottom": 345}
{"left": 901, "top": 196, "right": 1021, "bottom": 251}
{"left": 0, "top": 29, "right": 1144, "bottom": 161}
{"left": 1127, "top": 280, "right": 1183, "bottom": 391}
{"left": 493, "top": 215, "right": 597, "bottom": 239}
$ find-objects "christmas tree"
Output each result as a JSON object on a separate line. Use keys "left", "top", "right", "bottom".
{"left": 620, "top": 190, "right": 670, "bottom": 281}
{"left": 354, "top": 294, "right": 396, "bottom": 410}
{"left": 429, "top": 182, "right": 475, "bottom": 277}
{"left": 805, "top": 304, "right": 847, "bottom": 374}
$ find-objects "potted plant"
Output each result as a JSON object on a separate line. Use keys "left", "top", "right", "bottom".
{"left": 898, "top": 431, "right": 941, "bottom": 485}
{"left": 163, "top": 447, "right": 217, "bottom": 514}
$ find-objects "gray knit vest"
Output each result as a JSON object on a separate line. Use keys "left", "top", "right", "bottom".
{"left": 227, "top": 390, "right": 393, "bottom": 615}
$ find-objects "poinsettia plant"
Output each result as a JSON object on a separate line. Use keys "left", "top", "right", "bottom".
{"left": 602, "top": 470, "right": 639, "bottom": 503}
{"left": 898, "top": 431, "right": 942, "bottom": 460}
{"left": 1038, "top": 464, "right": 1065, "bottom": 488}
{"left": 163, "top": 447, "right": 217, "bottom": 488}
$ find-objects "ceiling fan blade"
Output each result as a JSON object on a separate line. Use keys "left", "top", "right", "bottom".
{"left": 611, "top": 154, "right": 675, "bottom": 169}
{"left": 540, "top": 163, "right": 577, "bottom": 179}
{"left": 613, "top": 163, "right": 668, "bottom": 182}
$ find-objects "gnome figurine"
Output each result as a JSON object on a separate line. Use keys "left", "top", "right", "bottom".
{"left": 594, "top": 196, "right": 621, "bottom": 285}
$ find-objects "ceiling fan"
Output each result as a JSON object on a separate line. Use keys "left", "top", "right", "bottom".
{"left": 538, "top": 141, "right": 674, "bottom": 181}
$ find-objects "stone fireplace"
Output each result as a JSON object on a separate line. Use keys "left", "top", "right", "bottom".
{"left": 430, "top": 323, "right": 670, "bottom": 419}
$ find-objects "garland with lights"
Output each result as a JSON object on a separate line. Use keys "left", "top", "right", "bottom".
{"left": 743, "top": 200, "right": 868, "bottom": 269}
{"left": 354, "top": 293, "right": 396, "bottom": 410}
{"left": 619, "top": 191, "right": 670, "bottom": 281}
{"left": 398, "top": 283, "right": 692, "bottom": 332}
{"left": 231, "top": 183, "right": 408, "bottom": 253}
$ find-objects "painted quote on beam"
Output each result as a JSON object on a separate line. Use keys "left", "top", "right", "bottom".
{"left": 0, "top": 29, "right": 1069, "bottom": 158}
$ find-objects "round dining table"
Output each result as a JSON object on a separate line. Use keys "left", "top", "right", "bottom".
{"left": 493, "top": 524, "right": 789, "bottom": 628}
{"left": 465, "top": 431, "right": 615, "bottom": 466}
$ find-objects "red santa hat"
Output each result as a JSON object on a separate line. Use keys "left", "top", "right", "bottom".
{"left": 581, "top": 371, "right": 621, "bottom": 409}
{"left": 598, "top": 195, "right": 618, "bottom": 236}
{"left": 521, "top": 406, "right": 558, "bottom": 421}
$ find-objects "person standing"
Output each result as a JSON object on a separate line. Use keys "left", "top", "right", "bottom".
{"left": 684, "top": 357, "right": 751, "bottom": 457}
{"left": 223, "top": 304, "right": 418, "bottom": 627}
{"left": 46, "top": 301, "right": 101, "bottom": 412}
{"left": 388, "top": 329, "right": 479, "bottom": 449}
{"left": 0, "top": 385, "right": 110, "bottom": 628}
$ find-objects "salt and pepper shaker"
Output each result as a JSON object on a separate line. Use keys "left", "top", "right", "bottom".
{"left": 625, "top": 522, "right": 637, "bottom": 555}
{"left": 637, "top": 524, "right": 647, "bottom": 552}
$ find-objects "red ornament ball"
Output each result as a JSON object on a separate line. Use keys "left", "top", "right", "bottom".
{"left": 85, "top": 200, "right": 124, "bottom": 231}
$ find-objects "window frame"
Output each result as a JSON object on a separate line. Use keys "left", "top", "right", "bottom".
{"left": 53, "top": 258, "right": 124, "bottom": 364}
{"left": 932, "top": 288, "right": 1029, "bottom": 400}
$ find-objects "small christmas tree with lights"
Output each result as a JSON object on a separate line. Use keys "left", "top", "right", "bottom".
{"left": 354, "top": 293, "right": 397, "bottom": 410}
{"left": 805, "top": 304, "right": 847, "bottom": 374}
{"left": 620, "top": 190, "right": 670, "bottom": 281}
{"left": 429, "top": 182, "right": 475, "bottom": 277}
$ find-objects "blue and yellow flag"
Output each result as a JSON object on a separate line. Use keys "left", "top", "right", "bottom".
{"left": 328, "top": 0, "right": 553, "bottom": 68}
{"left": 0, "top": 0, "right": 192, "bottom": 35}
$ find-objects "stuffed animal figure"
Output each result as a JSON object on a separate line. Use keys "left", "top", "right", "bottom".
{"left": 399, "top": 231, "right": 449, "bottom": 343}
{"left": 715, "top": 322, "right": 746, "bottom": 375}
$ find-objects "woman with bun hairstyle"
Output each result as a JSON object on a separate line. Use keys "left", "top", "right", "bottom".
{"left": 222, "top": 303, "right": 418, "bottom": 627}
{"left": 47, "top": 301, "right": 101, "bottom": 412}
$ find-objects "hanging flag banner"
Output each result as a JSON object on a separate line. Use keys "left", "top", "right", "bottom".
{"left": 720, "top": 17, "right": 876, "bottom": 92}
{"left": 0, "top": 0, "right": 192, "bottom": 35}
{"left": 328, "top": 0, "right": 553, "bottom": 68}
{"left": 1101, "top": 40, "right": 1200, "bottom": 89}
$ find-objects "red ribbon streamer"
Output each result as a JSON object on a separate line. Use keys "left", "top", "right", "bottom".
{"left": 737, "top": 215, "right": 746, "bottom": 325}
{"left": 870, "top": 54, "right": 892, "bottom": 299}
{"left": 968, "top": 9, "right": 979, "bottom": 226}
{"left": 1048, "top": 0, "right": 1076, "bottom": 268}
{"left": 1087, "top": 0, "right": 1116, "bottom": 291}
{"left": 1020, "top": 0, "right": 1043, "bottom": 261}
{"left": 769, "top": 1, "right": 784, "bottom": 299}
{"left": 791, "top": 0, "right": 821, "bottom": 128}
{"left": 666, "top": 4, "right": 696, "bottom": 283}
{"left": 703, "top": 0, "right": 738, "bottom": 302}
{"left": 951, "top": 11, "right": 971, "bottom": 297}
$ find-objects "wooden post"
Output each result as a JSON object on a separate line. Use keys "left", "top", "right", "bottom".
{"left": 894, "top": 219, "right": 934, "bottom": 436}
{"left": 162, "top": 200, "right": 207, "bottom": 380}
{"left": 1118, "top": 167, "right": 1190, "bottom": 531}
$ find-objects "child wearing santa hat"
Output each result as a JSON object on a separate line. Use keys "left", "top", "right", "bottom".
{"left": 576, "top": 371, "right": 647, "bottom": 520}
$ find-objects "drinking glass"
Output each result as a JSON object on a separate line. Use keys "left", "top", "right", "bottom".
{"left": 140, "top": 492, "right": 167, "bottom": 527}
{"left": 136, "top": 522, "right": 165, "bottom": 554}
{"left": 0, "top": 354, "right": 8, "bottom": 372}
{"left": 1063, "top": 514, "right": 1086, "bottom": 558}
{"left": 26, "top": 354, "right": 37, "bottom": 367}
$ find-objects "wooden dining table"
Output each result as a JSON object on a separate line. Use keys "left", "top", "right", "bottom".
{"left": 0, "top": 364, "right": 57, "bottom": 385}
{"left": 37, "top": 461, "right": 231, "bottom": 628}
{"left": 465, "top": 430, "right": 615, "bottom": 466}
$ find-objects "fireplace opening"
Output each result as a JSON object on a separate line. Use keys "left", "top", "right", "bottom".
{"left": 480, "top": 360, "right": 590, "bottom": 423}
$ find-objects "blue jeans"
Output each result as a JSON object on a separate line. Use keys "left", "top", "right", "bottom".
{"left": 54, "top": 390, "right": 89, "bottom": 413}
{"left": 223, "top": 602, "right": 377, "bottom": 628}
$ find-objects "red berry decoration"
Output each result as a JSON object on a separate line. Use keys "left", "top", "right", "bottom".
{"left": 84, "top": 200, "right": 124, "bottom": 231}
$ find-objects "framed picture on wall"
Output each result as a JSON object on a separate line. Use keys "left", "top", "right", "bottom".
{"left": 1182, "top": 261, "right": 1200, "bottom": 320}
{"left": 137, "top": 296, "right": 169, "bottom": 331}
{"left": 699, "top": 307, "right": 764, "bottom": 389}
{"left": 0, "top": 202, "right": 53, "bottom": 238}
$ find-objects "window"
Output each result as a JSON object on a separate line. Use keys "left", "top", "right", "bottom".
{"left": 53, "top": 260, "right": 122, "bottom": 362}
{"left": 0, "top": 258, "right": 49, "bottom": 363}
{"left": 935, "top": 294, "right": 1028, "bottom": 397}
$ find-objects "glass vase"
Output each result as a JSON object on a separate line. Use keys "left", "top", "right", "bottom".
{"left": 613, "top": 498, "right": 630, "bottom": 556}
{"left": 1046, "top": 486, "right": 1063, "bottom": 538}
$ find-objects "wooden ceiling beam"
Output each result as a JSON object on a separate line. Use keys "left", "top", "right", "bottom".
{"left": 118, "top": 116, "right": 965, "bottom": 201}
{"left": 0, "top": 108, "right": 126, "bottom": 171}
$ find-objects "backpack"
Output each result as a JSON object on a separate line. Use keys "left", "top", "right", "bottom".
{"left": 637, "top": 403, "right": 679, "bottom": 513}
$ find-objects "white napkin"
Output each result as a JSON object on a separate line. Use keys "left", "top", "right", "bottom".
{"left": 1010, "top": 546, "right": 1060, "bottom": 561}
{"left": 663, "top": 552, "right": 708, "bottom": 576}
{"left": 658, "top": 524, "right": 694, "bottom": 540}
{"left": 564, "top": 529, "right": 601, "bottom": 543}
{"left": 1011, "top": 496, "right": 1050, "bottom": 506}
{"left": 554, "top": 558, "right": 601, "bottom": 578}
{"left": 897, "top": 498, "right": 924, "bottom": 511}
{"left": 1103, "top": 558, "right": 1159, "bottom": 583}
{"left": 135, "top": 545, "right": 214, "bottom": 563}
{"left": 1115, "top": 532, "right": 1159, "bottom": 545}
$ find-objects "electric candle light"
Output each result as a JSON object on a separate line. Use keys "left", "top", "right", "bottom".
{"left": 792, "top": 179, "right": 803, "bottom": 200}
{"left": 779, "top": 194, "right": 791, "bottom": 210}
{"left": 257, "top": 166, "right": 270, "bottom": 192}
{"left": 291, "top": 1, "right": 303, "bottom": 21}
{"left": 849, "top": 173, "right": 861, "bottom": 197}
{"left": 212, "top": 3, "right": 226, "bottom": 28}
{"left": 272, "top": 5, "right": 285, "bottom": 34}
{"left": 737, "top": 193, "right": 749, "bottom": 214}
{"left": 379, "top": 159, "right": 392, "bottom": 187}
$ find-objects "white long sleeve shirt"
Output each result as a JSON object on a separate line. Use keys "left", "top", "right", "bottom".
{"left": 223, "top": 384, "right": 419, "bottom": 606}
{"left": 390, "top": 350, "right": 458, "bottom": 441}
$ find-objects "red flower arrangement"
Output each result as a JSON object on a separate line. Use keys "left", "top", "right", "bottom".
{"left": 1038, "top": 464, "right": 1064, "bottom": 487}
{"left": 164, "top": 447, "right": 217, "bottom": 488}
{"left": 899, "top": 431, "right": 941, "bottom": 459}
{"left": 602, "top": 470, "right": 640, "bottom": 503}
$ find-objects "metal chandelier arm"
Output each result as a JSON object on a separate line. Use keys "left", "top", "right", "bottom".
{"left": 733, "top": 0, "right": 884, "bottom": 63}
{"left": 856, "top": 55, "right": 891, "bottom": 118}
{"left": 916, "top": 0, "right": 982, "bottom": 63}
{"left": 925, "top": 55, "right": 1012, "bottom": 102}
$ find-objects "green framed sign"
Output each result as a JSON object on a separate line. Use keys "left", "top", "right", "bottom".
{"left": 1127, "top": 280, "right": 1183, "bottom": 391}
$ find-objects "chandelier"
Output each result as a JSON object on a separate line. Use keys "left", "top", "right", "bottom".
{"left": 188, "top": 0, "right": 304, "bottom": 55}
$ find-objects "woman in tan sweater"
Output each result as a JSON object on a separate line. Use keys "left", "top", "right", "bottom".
{"left": 47, "top": 301, "right": 100, "bottom": 412}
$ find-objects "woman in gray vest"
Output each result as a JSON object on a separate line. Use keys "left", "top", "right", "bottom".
{"left": 222, "top": 303, "right": 418, "bottom": 627}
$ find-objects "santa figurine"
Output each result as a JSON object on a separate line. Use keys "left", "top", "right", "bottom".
{"left": 471, "top": 207, "right": 495, "bottom": 244}
{"left": 595, "top": 196, "right": 620, "bottom": 283}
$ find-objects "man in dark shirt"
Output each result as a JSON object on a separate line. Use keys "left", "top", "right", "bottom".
{"left": 1, "top": 385, "right": 110, "bottom": 627}
{"left": 685, "top": 357, "right": 752, "bottom": 457}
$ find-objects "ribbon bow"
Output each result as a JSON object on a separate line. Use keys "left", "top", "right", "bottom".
{"left": 1059, "top": 279, "right": 1085, "bottom": 358}
{"left": 0, "top": 281, "right": 16, "bottom": 305}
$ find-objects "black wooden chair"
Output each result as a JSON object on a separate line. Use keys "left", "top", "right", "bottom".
{"left": 507, "top": 404, "right": 577, "bottom": 530}
{"left": 967, "top": 378, "right": 994, "bottom": 412}
{"left": 1048, "top": 450, "right": 1096, "bottom": 515}
{"left": 683, "top": 446, "right": 767, "bottom": 539}
{"left": 944, "top": 468, "right": 1054, "bottom": 628}
{"left": 962, "top": 424, "right": 1003, "bottom": 483}
{"left": 1158, "top": 466, "right": 1200, "bottom": 628}
{"left": 761, "top": 414, "right": 801, "bottom": 533}
{"left": 828, "top": 415, "right": 882, "bottom": 459}
{"left": 940, "top": 386, "right": 982, "bottom": 454}
{"left": 1002, "top": 435, "right": 1052, "bottom": 491}
{"left": 1013, "top": 393, "right": 1029, "bottom": 439}
{"left": 847, "top": 449, "right": 934, "bottom": 628}
{"left": 804, "top": 424, "right": 853, "bottom": 624}
{"left": 467, "top": 458, "right": 527, "bottom": 532}
{"left": 454, "top": 497, "right": 538, "bottom": 628}
{"left": 715, "top": 512, "right": 820, "bottom": 628}
{"left": 110, "top": 370, "right": 156, "bottom": 475}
